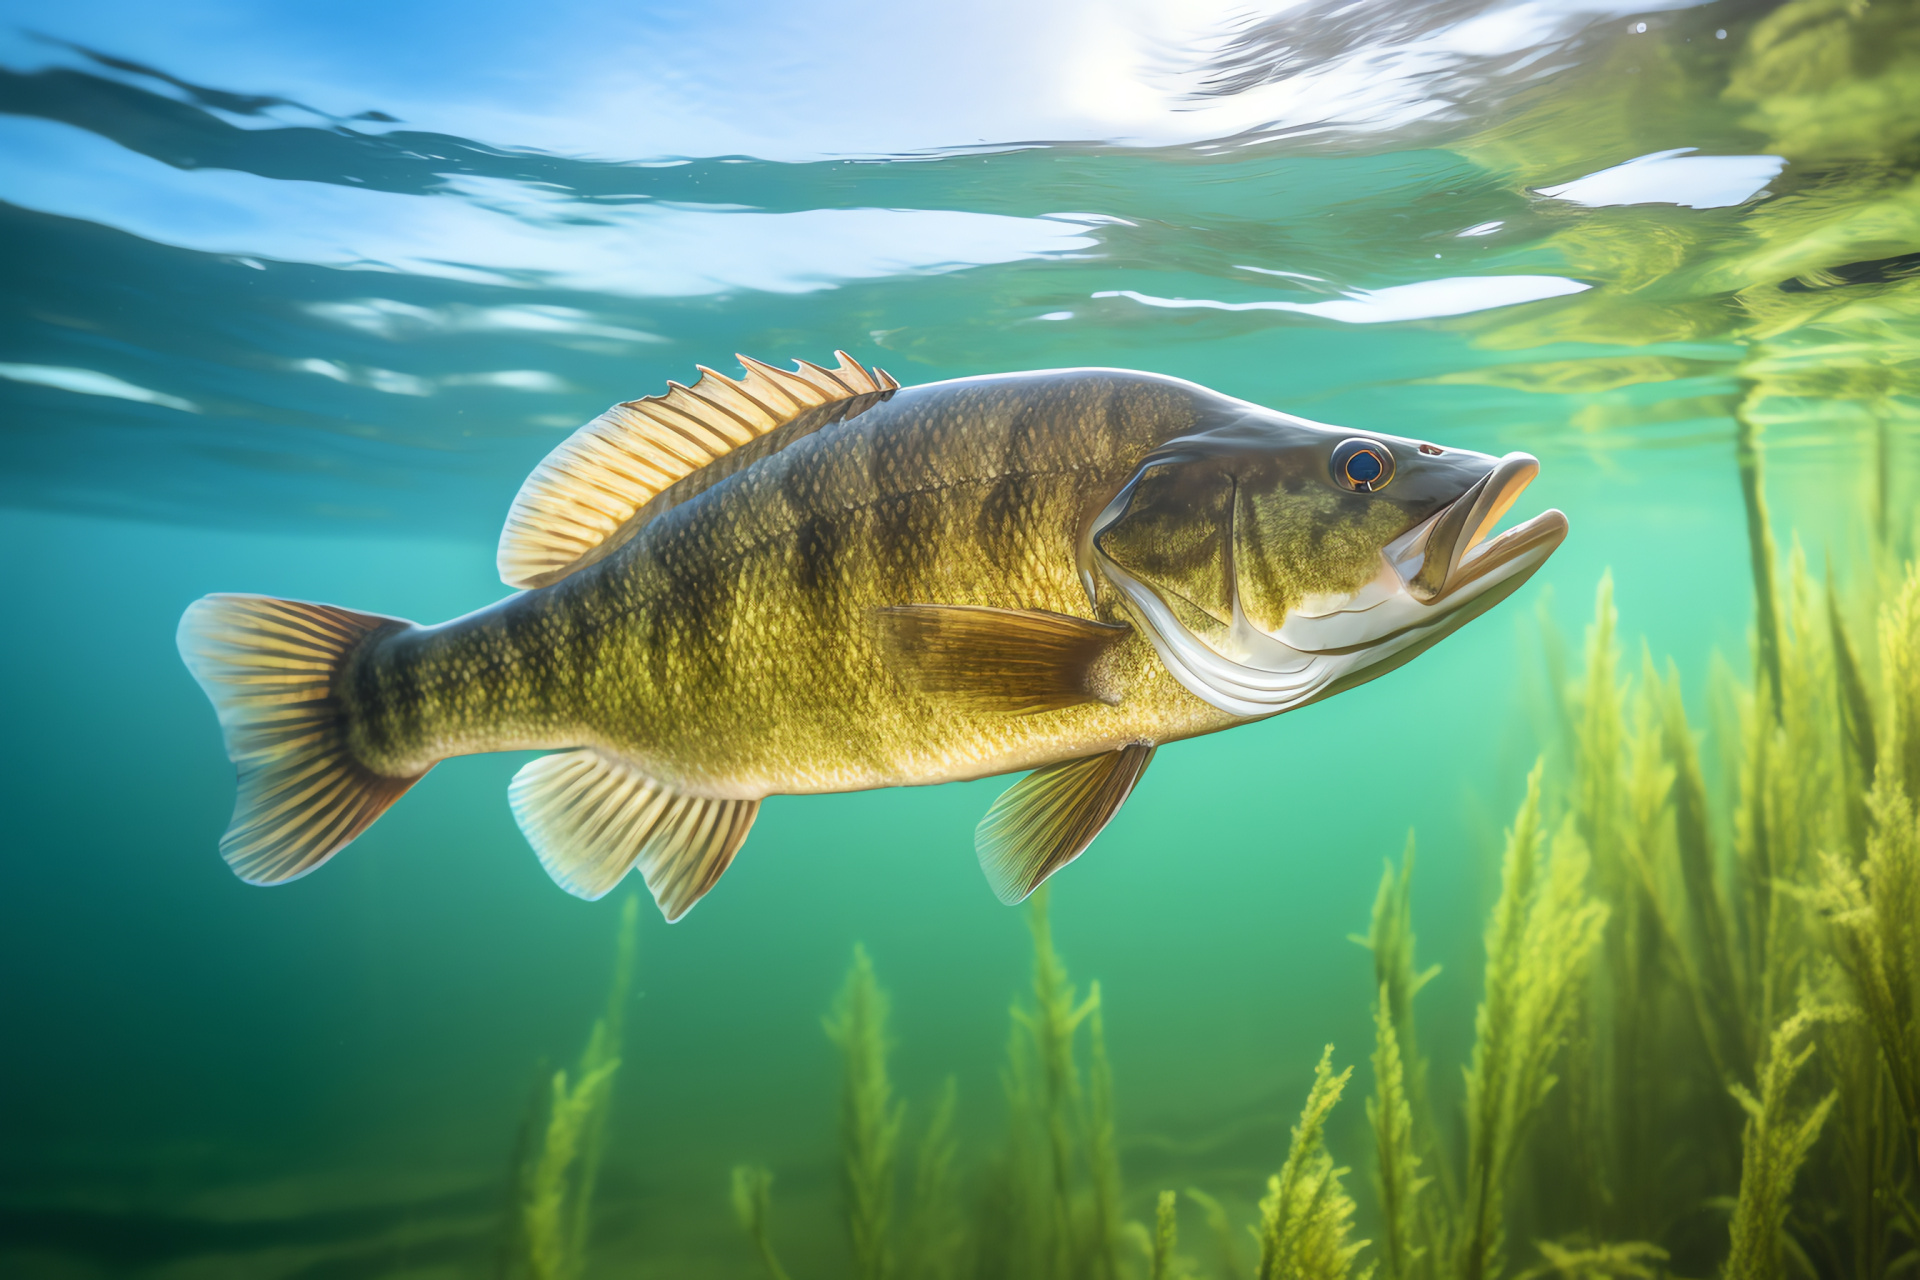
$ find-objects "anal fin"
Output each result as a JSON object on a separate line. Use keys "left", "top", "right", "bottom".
{"left": 975, "top": 743, "right": 1156, "bottom": 904}
{"left": 509, "top": 750, "right": 759, "bottom": 921}
{"left": 875, "top": 605, "right": 1129, "bottom": 716}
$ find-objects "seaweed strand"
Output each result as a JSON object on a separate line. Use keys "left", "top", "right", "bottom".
{"left": 1152, "top": 1190, "right": 1179, "bottom": 1280}
{"left": 730, "top": 1164, "right": 795, "bottom": 1280}
{"left": 1256, "top": 1046, "right": 1371, "bottom": 1280}
{"left": 519, "top": 895, "right": 637, "bottom": 1280}
{"left": 1368, "top": 982, "right": 1430, "bottom": 1280}
{"left": 1459, "top": 768, "right": 1609, "bottom": 1280}
{"left": 1725, "top": 1010, "right": 1836, "bottom": 1280}
{"left": 824, "top": 943, "right": 904, "bottom": 1280}
{"left": 1736, "top": 397, "right": 1784, "bottom": 710}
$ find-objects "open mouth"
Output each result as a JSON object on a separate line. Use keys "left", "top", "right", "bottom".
{"left": 1091, "top": 446, "right": 1568, "bottom": 720}
{"left": 1388, "top": 452, "right": 1568, "bottom": 604}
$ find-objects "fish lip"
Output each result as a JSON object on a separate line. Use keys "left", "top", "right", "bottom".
{"left": 1445, "top": 505, "right": 1568, "bottom": 596}
{"left": 1390, "top": 452, "right": 1563, "bottom": 603}
{"left": 1089, "top": 443, "right": 1566, "bottom": 721}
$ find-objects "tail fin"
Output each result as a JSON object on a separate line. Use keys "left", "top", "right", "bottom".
{"left": 177, "top": 594, "right": 428, "bottom": 885}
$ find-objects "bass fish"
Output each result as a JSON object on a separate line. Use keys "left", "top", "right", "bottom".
{"left": 179, "top": 354, "right": 1566, "bottom": 919}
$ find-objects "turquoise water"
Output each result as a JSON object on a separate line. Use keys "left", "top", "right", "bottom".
{"left": 2, "top": 2, "right": 1915, "bottom": 1276}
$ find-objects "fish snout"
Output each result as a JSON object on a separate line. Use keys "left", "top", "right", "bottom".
{"left": 1390, "top": 452, "right": 1565, "bottom": 604}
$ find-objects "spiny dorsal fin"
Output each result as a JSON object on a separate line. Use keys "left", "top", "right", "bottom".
{"left": 508, "top": 748, "right": 760, "bottom": 920}
{"left": 177, "top": 594, "right": 427, "bottom": 884}
{"left": 875, "top": 604, "right": 1130, "bottom": 715}
{"left": 498, "top": 352, "right": 899, "bottom": 588}
{"left": 975, "top": 743, "right": 1156, "bottom": 904}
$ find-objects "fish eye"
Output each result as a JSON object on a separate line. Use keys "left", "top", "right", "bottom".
{"left": 1331, "top": 438, "right": 1394, "bottom": 492}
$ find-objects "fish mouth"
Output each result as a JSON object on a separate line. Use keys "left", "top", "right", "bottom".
{"left": 1387, "top": 452, "right": 1567, "bottom": 605}
{"left": 1092, "top": 448, "right": 1566, "bottom": 720}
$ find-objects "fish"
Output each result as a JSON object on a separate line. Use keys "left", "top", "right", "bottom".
{"left": 178, "top": 353, "right": 1567, "bottom": 920}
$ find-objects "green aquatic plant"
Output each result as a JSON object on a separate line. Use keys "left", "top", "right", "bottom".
{"left": 1529, "top": 558, "right": 1871, "bottom": 1268}
{"left": 1826, "top": 574, "right": 1877, "bottom": 860}
{"left": 1458, "top": 770, "right": 1608, "bottom": 1280}
{"left": 1817, "top": 782, "right": 1920, "bottom": 1158}
{"left": 1558, "top": 574, "right": 1761, "bottom": 1241}
{"left": 1514, "top": 1240, "right": 1667, "bottom": 1280}
{"left": 711, "top": 554, "right": 1920, "bottom": 1280}
{"left": 1027, "top": 887, "right": 1099, "bottom": 1278}
{"left": 735, "top": 946, "right": 970, "bottom": 1280}
{"left": 1814, "top": 616, "right": 1920, "bottom": 1280}
{"left": 1535, "top": 553, "right": 1920, "bottom": 1277}
{"left": 525, "top": 1057, "right": 621, "bottom": 1280}
{"left": 1256, "top": 1047, "right": 1370, "bottom": 1280}
{"left": 977, "top": 1005, "right": 1045, "bottom": 1280}
{"left": 977, "top": 885, "right": 1126, "bottom": 1280}
{"left": 1736, "top": 408, "right": 1785, "bottom": 706}
{"left": 731, "top": 1164, "right": 795, "bottom": 1280}
{"left": 1652, "top": 654, "right": 1747, "bottom": 1077}
{"left": 1152, "top": 1190, "right": 1180, "bottom": 1280}
{"left": 507, "top": 894, "right": 637, "bottom": 1280}
{"left": 1358, "top": 843, "right": 1445, "bottom": 1207}
{"left": 1186, "top": 1187, "right": 1247, "bottom": 1280}
{"left": 495, "top": 1066, "right": 551, "bottom": 1280}
{"left": 1368, "top": 988, "right": 1429, "bottom": 1280}
{"left": 1087, "top": 986, "right": 1125, "bottom": 1280}
{"left": 1357, "top": 846, "right": 1439, "bottom": 1280}
{"left": 1884, "top": 565, "right": 1920, "bottom": 803}
{"left": 904, "top": 1076, "right": 965, "bottom": 1280}
{"left": 825, "top": 943, "right": 905, "bottom": 1280}
{"left": 1725, "top": 1010, "right": 1836, "bottom": 1280}
{"left": 1814, "top": 844, "right": 1916, "bottom": 1280}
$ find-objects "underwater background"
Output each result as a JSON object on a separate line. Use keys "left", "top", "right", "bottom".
{"left": 2, "top": 0, "right": 1918, "bottom": 1276}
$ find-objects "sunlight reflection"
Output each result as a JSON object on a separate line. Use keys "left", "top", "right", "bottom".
{"left": 1094, "top": 275, "right": 1589, "bottom": 325}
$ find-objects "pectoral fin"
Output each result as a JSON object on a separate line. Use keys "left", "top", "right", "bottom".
{"left": 875, "top": 605, "right": 1129, "bottom": 715}
{"left": 509, "top": 750, "right": 759, "bottom": 921}
{"left": 975, "top": 743, "right": 1156, "bottom": 904}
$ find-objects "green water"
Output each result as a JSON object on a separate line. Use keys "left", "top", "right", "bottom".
{"left": 2, "top": 1, "right": 1918, "bottom": 1276}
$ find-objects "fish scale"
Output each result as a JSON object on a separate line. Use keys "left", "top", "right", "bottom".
{"left": 180, "top": 358, "right": 1564, "bottom": 917}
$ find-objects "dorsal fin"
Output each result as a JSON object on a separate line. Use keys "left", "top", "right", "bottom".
{"left": 497, "top": 352, "right": 899, "bottom": 588}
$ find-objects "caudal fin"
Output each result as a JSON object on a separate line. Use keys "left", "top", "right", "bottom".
{"left": 177, "top": 594, "right": 428, "bottom": 885}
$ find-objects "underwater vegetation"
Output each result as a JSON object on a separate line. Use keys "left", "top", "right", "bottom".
{"left": 638, "top": 547, "right": 1920, "bottom": 1280}
{"left": 13, "top": 0, "right": 1920, "bottom": 1276}
{"left": 498, "top": 896, "right": 638, "bottom": 1280}
{"left": 450, "top": 9, "right": 1920, "bottom": 1259}
{"left": 79, "top": 3, "right": 1916, "bottom": 1271}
